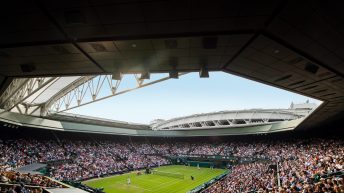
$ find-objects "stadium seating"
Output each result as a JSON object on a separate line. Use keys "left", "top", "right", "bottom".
{"left": 0, "top": 129, "right": 343, "bottom": 192}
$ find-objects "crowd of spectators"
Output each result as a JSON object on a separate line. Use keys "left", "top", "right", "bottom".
{"left": 1, "top": 136, "right": 343, "bottom": 192}
{"left": 0, "top": 172, "right": 63, "bottom": 188}
{"left": 204, "top": 139, "right": 344, "bottom": 192}
{"left": 0, "top": 139, "right": 170, "bottom": 182}
{"left": 0, "top": 171, "right": 63, "bottom": 193}
{"left": 205, "top": 162, "right": 277, "bottom": 192}
{"left": 50, "top": 140, "right": 169, "bottom": 181}
{"left": 0, "top": 184, "right": 43, "bottom": 193}
{"left": 190, "top": 143, "right": 226, "bottom": 155}
{"left": 0, "top": 139, "right": 67, "bottom": 172}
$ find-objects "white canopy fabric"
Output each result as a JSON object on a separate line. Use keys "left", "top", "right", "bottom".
{"left": 24, "top": 76, "right": 81, "bottom": 105}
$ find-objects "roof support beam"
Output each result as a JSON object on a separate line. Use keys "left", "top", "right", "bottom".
{"left": 44, "top": 73, "right": 187, "bottom": 115}
{"left": 0, "top": 77, "right": 57, "bottom": 111}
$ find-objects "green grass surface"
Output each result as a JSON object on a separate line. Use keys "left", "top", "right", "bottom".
{"left": 83, "top": 165, "right": 226, "bottom": 193}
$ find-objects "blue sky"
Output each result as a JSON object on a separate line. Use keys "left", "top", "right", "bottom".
{"left": 67, "top": 72, "right": 321, "bottom": 124}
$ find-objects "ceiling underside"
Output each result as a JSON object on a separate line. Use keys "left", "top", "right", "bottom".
{"left": 0, "top": 0, "right": 343, "bottom": 130}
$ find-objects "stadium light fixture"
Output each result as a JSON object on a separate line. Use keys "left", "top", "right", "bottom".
{"left": 169, "top": 70, "right": 179, "bottom": 79}
{"left": 140, "top": 71, "right": 150, "bottom": 80}
{"left": 199, "top": 64, "right": 209, "bottom": 78}
{"left": 112, "top": 71, "right": 122, "bottom": 80}
{"left": 169, "top": 57, "right": 179, "bottom": 79}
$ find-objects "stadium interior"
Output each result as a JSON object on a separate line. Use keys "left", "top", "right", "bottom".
{"left": 0, "top": 1, "right": 343, "bottom": 193}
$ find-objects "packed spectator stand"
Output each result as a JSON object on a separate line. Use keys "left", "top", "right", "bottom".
{"left": 203, "top": 139, "right": 344, "bottom": 193}
{"left": 0, "top": 128, "right": 343, "bottom": 192}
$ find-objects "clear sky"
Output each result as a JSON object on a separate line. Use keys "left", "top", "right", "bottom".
{"left": 67, "top": 72, "right": 321, "bottom": 124}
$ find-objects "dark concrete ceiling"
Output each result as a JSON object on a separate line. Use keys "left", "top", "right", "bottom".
{"left": 0, "top": 0, "right": 343, "bottom": 130}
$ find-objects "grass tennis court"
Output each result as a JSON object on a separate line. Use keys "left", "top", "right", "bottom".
{"left": 83, "top": 165, "right": 227, "bottom": 193}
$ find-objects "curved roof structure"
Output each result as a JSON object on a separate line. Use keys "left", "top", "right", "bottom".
{"left": 151, "top": 109, "right": 299, "bottom": 130}
{"left": 48, "top": 112, "right": 150, "bottom": 130}
{"left": 0, "top": 100, "right": 317, "bottom": 137}
{"left": 0, "top": 109, "right": 307, "bottom": 136}
{"left": 0, "top": 74, "right": 179, "bottom": 116}
{"left": 151, "top": 102, "right": 317, "bottom": 130}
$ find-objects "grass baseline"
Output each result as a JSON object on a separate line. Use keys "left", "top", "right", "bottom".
{"left": 83, "top": 165, "right": 227, "bottom": 193}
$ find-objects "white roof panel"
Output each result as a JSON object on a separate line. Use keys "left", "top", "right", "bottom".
{"left": 24, "top": 76, "right": 81, "bottom": 104}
